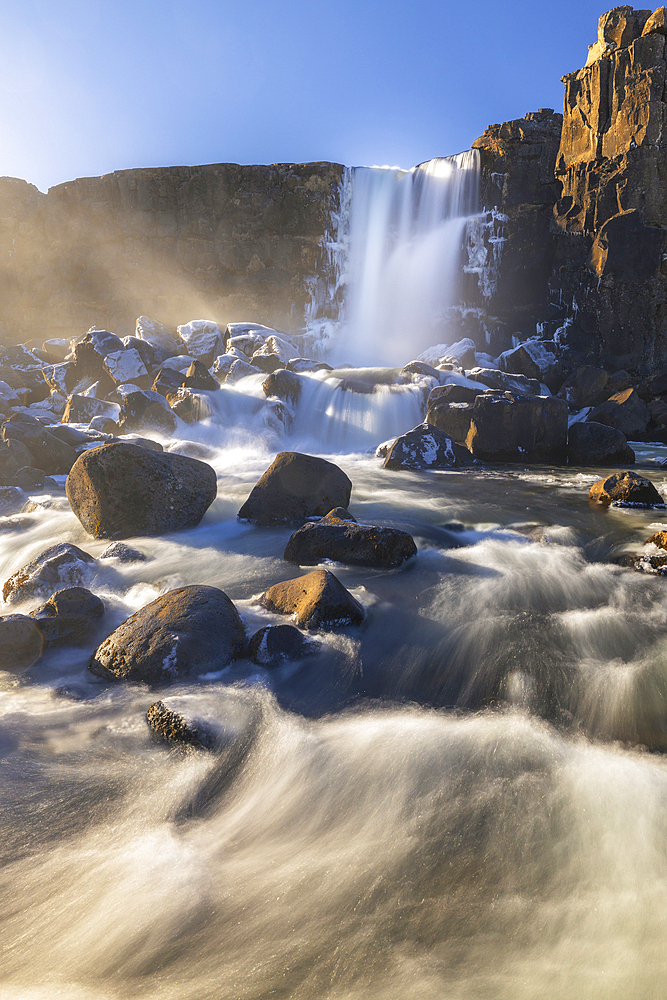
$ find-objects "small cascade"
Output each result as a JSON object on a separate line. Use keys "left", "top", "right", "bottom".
{"left": 332, "top": 150, "right": 481, "bottom": 367}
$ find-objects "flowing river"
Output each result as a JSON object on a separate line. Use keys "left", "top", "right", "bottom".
{"left": 2, "top": 374, "right": 667, "bottom": 999}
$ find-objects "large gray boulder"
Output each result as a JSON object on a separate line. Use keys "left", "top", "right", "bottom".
{"left": 66, "top": 442, "right": 217, "bottom": 539}
{"left": 89, "top": 585, "right": 244, "bottom": 683}
{"left": 238, "top": 452, "right": 352, "bottom": 526}
{"left": 284, "top": 509, "right": 417, "bottom": 568}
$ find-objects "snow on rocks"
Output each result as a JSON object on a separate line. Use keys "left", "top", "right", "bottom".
{"left": 176, "top": 320, "right": 224, "bottom": 365}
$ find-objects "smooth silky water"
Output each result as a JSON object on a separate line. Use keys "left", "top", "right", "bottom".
{"left": 3, "top": 158, "right": 667, "bottom": 997}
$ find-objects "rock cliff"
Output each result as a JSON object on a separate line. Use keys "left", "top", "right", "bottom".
{"left": 0, "top": 161, "right": 343, "bottom": 343}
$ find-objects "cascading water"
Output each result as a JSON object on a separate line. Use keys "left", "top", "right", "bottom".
{"left": 332, "top": 150, "right": 480, "bottom": 366}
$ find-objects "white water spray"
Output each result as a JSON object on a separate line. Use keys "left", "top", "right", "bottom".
{"left": 331, "top": 151, "right": 480, "bottom": 367}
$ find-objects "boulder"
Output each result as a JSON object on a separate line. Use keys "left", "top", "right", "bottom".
{"left": 0, "top": 614, "right": 44, "bottom": 671}
{"left": 122, "top": 336, "right": 163, "bottom": 371}
{"left": 252, "top": 352, "right": 284, "bottom": 374}
{"left": 567, "top": 421, "right": 635, "bottom": 465}
{"left": 427, "top": 383, "right": 481, "bottom": 405}
{"left": 146, "top": 700, "right": 214, "bottom": 749}
{"left": 254, "top": 333, "right": 298, "bottom": 364}
{"left": 284, "top": 511, "right": 417, "bottom": 568}
{"left": 238, "top": 452, "right": 352, "bottom": 526}
{"left": 468, "top": 367, "right": 540, "bottom": 395}
{"left": 646, "top": 530, "right": 667, "bottom": 548}
{"left": 227, "top": 333, "right": 264, "bottom": 357}
{"left": 136, "top": 316, "right": 176, "bottom": 352}
{"left": 12, "top": 467, "right": 59, "bottom": 491}
{"left": 383, "top": 423, "right": 473, "bottom": 471}
{"left": 103, "top": 348, "right": 148, "bottom": 385}
{"left": 465, "top": 393, "right": 568, "bottom": 463}
{"left": 225, "top": 359, "right": 260, "bottom": 383}
{"left": 425, "top": 398, "right": 475, "bottom": 443}
{"left": 262, "top": 369, "right": 303, "bottom": 405}
{"left": 401, "top": 360, "right": 441, "bottom": 380}
{"left": 288, "top": 358, "right": 333, "bottom": 374}
{"left": 3, "top": 412, "right": 79, "bottom": 476}
{"left": 73, "top": 329, "right": 125, "bottom": 375}
{"left": 418, "top": 338, "right": 476, "bottom": 369}
{"left": 167, "top": 388, "right": 213, "bottom": 423}
{"left": 589, "top": 471, "right": 664, "bottom": 506}
{"left": 588, "top": 388, "right": 651, "bottom": 439}
{"left": 0, "top": 438, "right": 34, "bottom": 483}
{"left": 29, "top": 587, "right": 104, "bottom": 647}
{"left": 247, "top": 624, "right": 320, "bottom": 666}
{"left": 152, "top": 366, "right": 186, "bottom": 397}
{"left": 0, "top": 487, "right": 25, "bottom": 515}
{"left": 183, "top": 360, "right": 219, "bottom": 392}
{"left": 117, "top": 390, "right": 177, "bottom": 436}
{"left": 66, "top": 442, "right": 217, "bottom": 539}
{"left": 499, "top": 341, "right": 561, "bottom": 387}
{"left": 89, "top": 585, "right": 244, "bottom": 683}
{"left": 43, "top": 362, "right": 76, "bottom": 396}
{"left": 100, "top": 541, "right": 147, "bottom": 562}
{"left": 61, "top": 394, "right": 120, "bottom": 426}
{"left": 212, "top": 356, "right": 237, "bottom": 379}
{"left": 176, "top": 320, "right": 224, "bottom": 365}
{"left": 557, "top": 367, "right": 609, "bottom": 409}
{"left": 3, "top": 542, "right": 97, "bottom": 604}
{"left": 259, "top": 569, "right": 364, "bottom": 630}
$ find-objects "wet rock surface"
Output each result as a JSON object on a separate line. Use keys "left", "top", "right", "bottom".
{"left": 3, "top": 542, "right": 96, "bottom": 604}
{"left": 247, "top": 624, "right": 320, "bottom": 666}
{"left": 0, "top": 614, "right": 44, "bottom": 671}
{"left": 146, "top": 700, "right": 215, "bottom": 749}
{"left": 567, "top": 421, "right": 635, "bottom": 465}
{"left": 284, "top": 513, "right": 417, "bottom": 569}
{"left": 259, "top": 569, "right": 364, "bottom": 630}
{"left": 89, "top": 585, "right": 245, "bottom": 684}
{"left": 29, "top": 586, "right": 105, "bottom": 647}
{"left": 384, "top": 423, "right": 473, "bottom": 471}
{"left": 589, "top": 471, "right": 664, "bottom": 506}
{"left": 66, "top": 442, "right": 217, "bottom": 539}
{"left": 239, "top": 452, "right": 352, "bottom": 526}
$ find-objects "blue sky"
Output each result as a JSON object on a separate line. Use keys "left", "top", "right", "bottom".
{"left": 1, "top": 0, "right": 613, "bottom": 191}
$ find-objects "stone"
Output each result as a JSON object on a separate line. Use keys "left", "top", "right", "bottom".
{"left": 284, "top": 512, "right": 417, "bottom": 569}
{"left": 42, "top": 338, "right": 70, "bottom": 362}
{"left": 66, "top": 442, "right": 217, "bottom": 539}
{"left": 566, "top": 420, "right": 635, "bottom": 465}
{"left": 238, "top": 452, "right": 352, "bottom": 526}
{"left": 589, "top": 471, "right": 664, "bottom": 506}
{"left": 225, "top": 359, "right": 260, "bottom": 383}
{"left": 588, "top": 387, "right": 650, "bottom": 439}
{"left": 499, "top": 341, "right": 561, "bottom": 386}
{"left": 259, "top": 569, "right": 364, "bottom": 630}
{"left": 557, "top": 367, "right": 609, "bottom": 408}
{"left": 0, "top": 438, "right": 33, "bottom": 483}
{"left": 89, "top": 585, "right": 244, "bottom": 683}
{"left": 122, "top": 336, "right": 163, "bottom": 371}
{"left": 262, "top": 369, "right": 303, "bottom": 405}
{"left": 247, "top": 624, "right": 320, "bottom": 666}
{"left": 73, "top": 329, "right": 125, "bottom": 375}
{"left": 146, "top": 700, "right": 214, "bottom": 749}
{"left": 0, "top": 614, "right": 44, "bottom": 671}
{"left": 401, "top": 360, "right": 442, "bottom": 380}
{"left": 227, "top": 333, "right": 264, "bottom": 357}
{"left": 466, "top": 393, "right": 568, "bottom": 463}
{"left": 152, "top": 366, "right": 186, "bottom": 397}
{"left": 212, "top": 355, "right": 236, "bottom": 379}
{"left": 12, "top": 467, "right": 56, "bottom": 491}
{"left": 468, "top": 367, "right": 540, "bottom": 395}
{"left": 61, "top": 394, "right": 120, "bottom": 425}
{"left": 136, "top": 316, "right": 176, "bottom": 352}
{"left": 418, "top": 338, "right": 476, "bottom": 369}
{"left": 384, "top": 423, "right": 473, "bottom": 471}
{"left": 427, "top": 383, "right": 482, "bottom": 405}
{"left": 642, "top": 7, "right": 667, "bottom": 36}
{"left": 426, "top": 398, "right": 476, "bottom": 443}
{"left": 29, "top": 586, "right": 104, "bottom": 647}
{"left": 176, "top": 320, "right": 224, "bottom": 365}
{"left": 0, "top": 487, "right": 25, "bottom": 514}
{"left": 167, "top": 388, "right": 214, "bottom": 423}
{"left": 2, "top": 414, "right": 78, "bottom": 475}
{"left": 117, "top": 390, "right": 177, "bottom": 436}
{"left": 3, "top": 542, "right": 96, "bottom": 604}
{"left": 182, "top": 360, "right": 219, "bottom": 392}
{"left": 43, "top": 362, "right": 75, "bottom": 396}
{"left": 103, "top": 348, "right": 148, "bottom": 385}
{"left": 648, "top": 399, "right": 667, "bottom": 427}
{"left": 87, "top": 416, "right": 118, "bottom": 434}
{"left": 100, "top": 541, "right": 148, "bottom": 562}
{"left": 646, "top": 530, "right": 667, "bottom": 548}
{"left": 252, "top": 352, "right": 284, "bottom": 374}
{"left": 254, "top": 333, "right": 298, "bottom": 364}
{"left": 288, "top": 358, "right": 333, "bottom": 374}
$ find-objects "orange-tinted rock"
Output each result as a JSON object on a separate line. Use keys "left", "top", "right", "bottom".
{"left": 589, "top": 471, "right": 664, "bottom": 506}
{"left": 259, "top": 569, "right": 364, "bottom": 630}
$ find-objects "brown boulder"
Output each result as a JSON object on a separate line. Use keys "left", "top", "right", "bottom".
{"left": 66, "top": 442, "right": 217, "bottom": 539}
{"left": 646, "top": 530, "right": 667, "bottom": 549}
{"left": 557, "top": 367, "right": 609, "bottom": 409}
{"left": 89, "top": 585, "right": 244, "bottom": 683}
{"left": 283, "top": 514, "right": 417, "bottom": 569}
{"left": 3, "top": 542, "right": 96, "bottom": 604}
{"left": 588, "top": 387, "right": 650, "bottom": 439}
{"left": 238, "top": 452, "right": 352, "bottom": 526}
{"left": 0, "top": 614, "right": 44, "bottom": 671}
{"left": 259, "top": 569, "right": 364, "bottom": 630}
{"left": 566, "top": 421, "right": 635, "bottom": 465}
{"left": 589, "top": 471, "right": 664, "bottom": 506}
{"left": 425, "top": 399, "right": 475, "bottom": 443}
{"left": 29, "top": 587, "right": 105, "bottom": 647}
{"left": 466, "top": 393, "right": 568, "bottom": 463}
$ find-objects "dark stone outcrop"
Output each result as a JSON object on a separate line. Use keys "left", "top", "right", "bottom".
{"left": 259, "top": 569, "right": 364, "bottom": 630}
{"left": 89, "top": 585, "right": 244, "bottom": 683}
{"left": 283, "top": 510, "right": 417, "bottom": 569}
{"left": 238, "top": 452, "right": 352, "bottom": 526}
{"left": 587, "top": 387, "right": 650, "bottom": 438}
{"left": 100, "top": 541, "right": 148, "bottom": 562}
{"left": 146, "top": 700, "right": 215, "bottom": 749}
{"left": 465, "top": 393, "right": 568, "bottom": 463}
{"left": 66, "top": 442, "right": 217, "bottom": 539}
{"left": 29, "top": 587, "right": 105, "bottom": 647}
{"left": 557, "top": 366, "right": 609, "bottom": 408}
{"left": 117, "top": 389, "right": 178, "bottom": 435}
{"left": 589, "top": 470, "right": 664, "bottom": 505}
{"left": 2, "top": 413, "right": 78, "bottom": 475}
{"left": 247, "top": 624, "right": 320, "bottom": 666}
{"left": 567, "top": 420, "right": 635, "bottom": 465}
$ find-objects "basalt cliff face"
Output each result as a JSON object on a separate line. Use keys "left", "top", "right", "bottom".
{"left": 0, "top": 162, "right": 343, "bottom": 343}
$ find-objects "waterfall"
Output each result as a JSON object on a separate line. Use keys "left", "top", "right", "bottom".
{"left": 331, "top": 150, "right": 480, "bottom": 367}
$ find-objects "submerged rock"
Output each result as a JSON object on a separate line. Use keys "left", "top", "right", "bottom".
{"left": 259, "top": 569, "right": 364, "bottom": 630}
{"left": 239, "top": 452, "right": 352, "bottom": 526}
{"left": 146, "top": 700, "right": 215, "bottom": 749}
{"left": 89, "top": 585, "right": 244, "bottom": 684}
{"left": 0, "top": 614, "right": 44, "bottom": 671}
{"left": 66, "top": 442, "right": 217, "bottom": 539}
{"left": 29, "top": 586, "right": 104, "bottom": 647}
{"left": 3, "top": 542, "right": 96, "bottom": 604}
{"left": 383, "top": 423, "right": 473, "bottom": 471}
{"left": 100, "top": 541, "right": 148, "bottom": 563}
{"left": 567, "top": 421, "right": 635, "bottom": 465}
{"left": 262, "top": 369, "right": 303, "bottom": 405}
{"left": 247, "top": 624, "right": 320, "bottom": 666}
{"left": 589, "top": 471, "right": 664, "bottom": 506}
{"left": 284, "top": 511, "right": 417, "bottom": 568}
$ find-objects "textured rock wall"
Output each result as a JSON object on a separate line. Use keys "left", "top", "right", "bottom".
{"left": 0, "top": 161, "right": 343, "bottom": 344}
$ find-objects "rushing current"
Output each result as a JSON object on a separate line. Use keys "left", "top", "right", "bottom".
{"left": 3, "top": 155, "right": 667, "bottom": 999}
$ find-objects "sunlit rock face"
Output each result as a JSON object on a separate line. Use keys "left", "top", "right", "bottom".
{"left": 0, "top": 161, "right": 344, "bottom": 344}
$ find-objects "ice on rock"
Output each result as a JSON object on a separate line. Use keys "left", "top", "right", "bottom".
{"left": 176, "top": 320, "right": 224, "bottom": 363}
{"left": 104, "top": 349, "right": 149, "bottom": 384}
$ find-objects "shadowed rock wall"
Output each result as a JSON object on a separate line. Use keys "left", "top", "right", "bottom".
{"left": 0, "top": 161, "right": 343, "bottom": 344}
